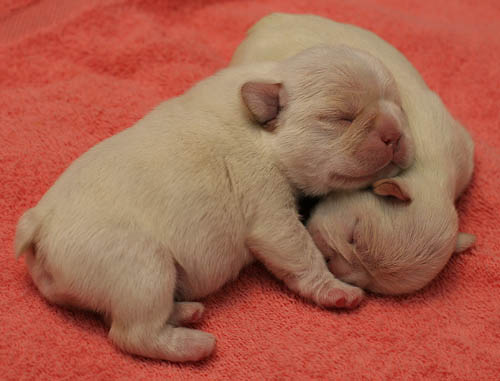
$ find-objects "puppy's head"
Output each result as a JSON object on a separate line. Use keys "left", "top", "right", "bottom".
{"left": 241, "top": 45, "right": 414, "bottom": 195}
{"left": 306, "top": 187, "right": 475, "bottom": 295}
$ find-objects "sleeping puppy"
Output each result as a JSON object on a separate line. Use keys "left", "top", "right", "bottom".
{"left": 14, "top": 45, "right": 413, "bottom": 362}
{"left": 307, "top": 90, "right": 475, "bottom": 294}
{"left": 231, "top": 13, "right": 475, "bottom": 295}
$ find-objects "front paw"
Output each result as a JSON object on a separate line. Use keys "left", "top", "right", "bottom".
{"left": 314, "top": 280, "right": 364, "bottom": 309}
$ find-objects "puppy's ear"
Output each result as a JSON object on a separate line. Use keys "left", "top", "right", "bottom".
{"left": 241, "top": 82, "right": 286, "bottom": 130}
{"left": 372, "top": 178, "right": 412, "bottom": 202}
{"left": 454, "top": 232, "right": 476, "bottom": 253}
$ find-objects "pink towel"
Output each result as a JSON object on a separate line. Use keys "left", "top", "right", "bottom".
{"left": 1, "top": 1, "right": 499, "bottom": 379}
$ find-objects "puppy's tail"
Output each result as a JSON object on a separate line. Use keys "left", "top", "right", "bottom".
{"left": 14, "top": 208, "right": 41, "bottom": 259}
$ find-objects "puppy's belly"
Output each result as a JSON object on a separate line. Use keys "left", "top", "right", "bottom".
{"left": 174, "top": 242, "right": 255, "bottom": 301}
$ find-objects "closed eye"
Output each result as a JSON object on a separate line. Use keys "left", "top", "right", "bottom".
{"left": 339, "top": 116, "right": 354, "bottom": 123}
{"left": 316, "top": 114, "right": 354, "bottom": 124}
{"left": 348, "top": 217, "right": 360, "bottom": 245}
{"left": 347, "top": 219, "right": 375, "bottom": 278}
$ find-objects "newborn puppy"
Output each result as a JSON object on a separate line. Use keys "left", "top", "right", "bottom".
{"left": 231, "top": 13, "right": 475, "bottom": 295}
{"left": 308, "top": 91, "right": 475, "bottom": 294}
{"left": 14, "top": 46, "right": 408, "bottom": 362}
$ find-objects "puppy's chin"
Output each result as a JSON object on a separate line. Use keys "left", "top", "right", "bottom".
{"left": 327, "top": 172, "right": 376, "bottom": 190}
{"left": 371, "top": 162, "right": 402, "bottom": 182}
{"left": 326, "top": 163, "right": 400, "bottom": 191}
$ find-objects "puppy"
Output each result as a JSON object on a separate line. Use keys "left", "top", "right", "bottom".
{"left": 231, "top": 13, "right": 475, "bottom": 295}
{"left": 14, "top": 45, "right": 413, "bottom": 362}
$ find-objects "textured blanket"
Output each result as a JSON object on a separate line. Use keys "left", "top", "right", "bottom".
{"left": 1, "top": 0, "right": 499, "bottom": 380}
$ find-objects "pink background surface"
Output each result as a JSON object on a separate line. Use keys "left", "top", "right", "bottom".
{"left": 1, "top": 0, "right": 499, "bottom": 379}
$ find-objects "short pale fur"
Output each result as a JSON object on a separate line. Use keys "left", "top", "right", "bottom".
{"left": 231, "top": 13, "right": 475, "bottom": 295}
{"left": 14, "top": 45, "right": 409, "bottom": 362}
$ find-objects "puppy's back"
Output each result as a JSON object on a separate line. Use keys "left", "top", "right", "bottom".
{"left": 13, "top": 62, "right": 277, "bottom": 259}
{"left": 231, "top": 13, "right": 427, "bottom": 92}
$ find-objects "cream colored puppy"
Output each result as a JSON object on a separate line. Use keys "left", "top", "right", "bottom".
{"left": 15, "top": 45, "right": 412, "bottom": 362}
{"left": 231, "top": 13, "right": 475, "bottom": 295}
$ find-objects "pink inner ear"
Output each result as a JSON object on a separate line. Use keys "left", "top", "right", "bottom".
{"left": 373, "top": 179, "right": 411, "bottom": 202}
{"left": 241, "top": 82, "right": 281, "bottom": 126}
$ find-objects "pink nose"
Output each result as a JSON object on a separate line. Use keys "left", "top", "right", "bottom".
{"left": 375, "top": 114, "right": 401, "bottom": 151}
{"left": 380, "top": 128, "right": 401, "bottom": 148}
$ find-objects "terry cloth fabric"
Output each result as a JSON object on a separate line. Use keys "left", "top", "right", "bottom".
{"left": 1, "top": 1, "right": 499, "bottom": 380}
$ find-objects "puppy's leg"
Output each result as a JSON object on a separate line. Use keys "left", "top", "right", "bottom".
{"left": 248, "top": 212, "right": 363, "bottom": 309}
{"left": 109, "top": 321, "right": 215, "bottom": 362}
{"left": 107, "top": 249, "right": 215, "bottom": 362}
{"left": 168, "top": 302, "right": 205, "bottom": 325}
{"left": 103, "top": 302, "right": 204, "bottom": 328}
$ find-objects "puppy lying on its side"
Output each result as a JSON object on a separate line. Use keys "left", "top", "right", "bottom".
{"left": 231, "top": 13, "right": 475, "bottom": 295}
{"left": 15, "top": 45, "right": 413, "bottom": 362}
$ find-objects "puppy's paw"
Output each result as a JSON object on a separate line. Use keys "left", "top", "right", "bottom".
{"left": 315, "top": 281, "right": 364, "bottom": 309}
{"left": 173, "top": 329, "right": 216, "bottom": 362}
{"left": 169, "top": 302, "right": 205, "bottom": 325}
